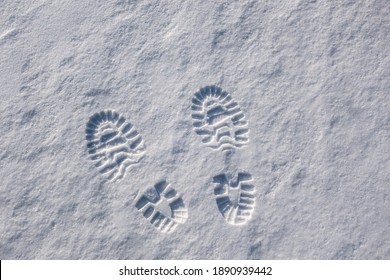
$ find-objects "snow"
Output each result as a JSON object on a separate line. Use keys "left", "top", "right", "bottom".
{"left": 0, "top": 0, "right": 389, "bottom": 259}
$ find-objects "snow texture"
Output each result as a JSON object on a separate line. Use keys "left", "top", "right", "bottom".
{"left": 0, "top": 0, "right": 389, "bottom": 259}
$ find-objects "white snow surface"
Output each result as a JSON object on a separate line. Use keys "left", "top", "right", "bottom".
{"left": 0, "top": 0, "right": 389, "bottom": 259}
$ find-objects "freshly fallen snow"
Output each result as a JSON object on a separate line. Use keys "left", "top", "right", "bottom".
{"left": 0, "top": 0, "right": 389, "bottom": 259}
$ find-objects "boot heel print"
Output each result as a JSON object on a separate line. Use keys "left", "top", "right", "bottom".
{"left": 135, "top": 180, "right": 188, "bottom": 233}
{"left": 213, "top": 172, "right": 255, "bottom": 225}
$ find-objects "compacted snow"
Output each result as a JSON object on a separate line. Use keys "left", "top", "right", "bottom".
{"left": 0, "top": 0, "right": 389, "bottom": 259}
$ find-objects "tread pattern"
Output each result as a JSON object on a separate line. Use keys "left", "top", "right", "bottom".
{"left": 191, "top": 85, "right": 249, "bottom": 152}
{"left": 85, "top": 110, "right": 145, "bottom": 182}
{"left": 213, "top": 172, "right": 255, "bottom": 225}
{"left": 135, "top": 180, "right": 188, "bottom": 233}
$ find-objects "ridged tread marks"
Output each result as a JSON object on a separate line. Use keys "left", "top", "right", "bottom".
{"left": 191, "top": 85, "right": 249, "bottom": 152}
{"left": 213, "top": 172, "right": 255, "bottom": 225}
{"left": 135, "top": 180, "right": 188, "bottom": 233}
{"left": 85, "top": 110, "right": 145, "bottom": 182}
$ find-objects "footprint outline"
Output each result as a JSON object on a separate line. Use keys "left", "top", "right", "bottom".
{"left": 191, "top": 85, "right": 250, "bottom": 152}
{"left": 85, "top": 109, "right": 145, "bottom": 182}
{"left": 135, "top": 180, "right": 188, "bottom": 233}
{"left": 213, "top": 172, "right": 256, "bottom": 225}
